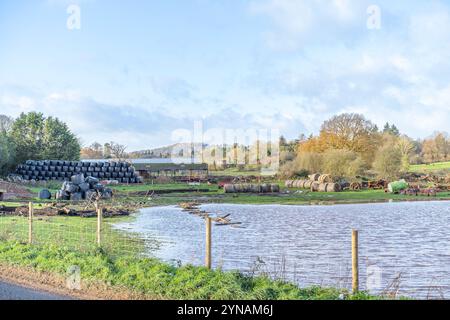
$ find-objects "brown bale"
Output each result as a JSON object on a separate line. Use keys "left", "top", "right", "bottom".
{"left": 350, "top": 182, "right": 362, "bottom": 190}
{"left": 304, "top": 181, "right": 313, "bottom": 189}
{"left": 293, "top": 180, "right": 302, "bottom": 188}
{"left": 224, "top": 184, "right": 235, "bottom": 193}
{"left": 319, "top": 174, "right": 333, "bottom": 183}
{"left": 318, "top": 183, "right": 328, "bottom": 192}
{"left": 326, "top": 183, "right": 341, "bottom": 192}
{"left": 309, "top": 174, "right": 320, "bottom": 181}
{"left": 310, "top": 181, "right": 320, "bottom": 192}
{"left": 285, "top": 180, "right": 293, "bottom": 188}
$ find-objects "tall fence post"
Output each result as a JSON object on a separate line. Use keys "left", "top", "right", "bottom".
{"left": 352, "top": 229, "right": 359, "bottom": 294}
{"left": 97, "top": 207, "right": 102, "bottom": 246}
{"left": 205, "top": 216, "right": 212, "bottom": 269}
{"left": 28, "top": 202, "right": 33, "bottom": 245}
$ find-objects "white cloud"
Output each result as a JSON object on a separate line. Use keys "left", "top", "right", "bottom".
{"left": 244, "top": 0, "right": 450, "bottom": 138}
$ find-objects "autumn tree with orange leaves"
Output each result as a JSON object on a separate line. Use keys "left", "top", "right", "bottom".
{"left": 298, "top": 113, "right": 380, "bottom": 165}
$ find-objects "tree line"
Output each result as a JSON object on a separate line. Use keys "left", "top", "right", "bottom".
{"left": 0, "top": 112, "right": 80, "bottom": 176}
{"left": 279, "top": 113, "right": 449, "bottom": 180}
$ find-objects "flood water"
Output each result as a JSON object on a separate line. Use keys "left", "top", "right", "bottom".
{"left": 114, "top": 201, "right": 450, "bottom": 299}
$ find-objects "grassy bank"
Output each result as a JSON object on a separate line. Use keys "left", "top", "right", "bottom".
{"left": 0, "top": 241, "right": 378, "bottom": 300}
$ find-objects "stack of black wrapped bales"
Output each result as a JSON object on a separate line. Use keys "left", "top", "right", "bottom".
{"left": 56, "top": 174, "right": 113, "bottom": 201}
{"left": 14, "top": 160, "right": 142, "bottom": 184}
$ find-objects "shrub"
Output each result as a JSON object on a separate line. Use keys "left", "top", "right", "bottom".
{"left": 322, "top": 149, "right": 366, "bottom": 178}
{"left": 373, "top": 143, "right": 402, "bottom": 180}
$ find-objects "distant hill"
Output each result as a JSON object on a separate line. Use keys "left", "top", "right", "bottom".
{"left": 130, "top": 143, "right": 205, "bottom": 159}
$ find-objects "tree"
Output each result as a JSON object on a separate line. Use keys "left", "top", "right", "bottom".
{"left": 321, "top": 149, "right": 366, "bottom": 178}
{"left": 108, "top": 141, "right": 127, "bottom": 161}
{"left": 9, "top": 112, "right": 80, "bottom": 164}
{"left": 80, "top": 142, "right": 104, "bottom": 159}
{"left": 299, "top": 113, "right": 380, "bottom": 165}
{"left": 0, "top": 115, "right": 13, "bottom": 132}
{"left": 373, "top": 141, "right": 402, "bottom": 180}
{"left": 295, "top": 152, "right": 323, "bottom": 174}
{"left": 422, "top": 132, "right": 450, "bottom": 163}
{"left": 383, "top": 122, "right": 400, "bottom": 136}
{"left": 0, "top": 132, "right": 15, "bottom": 176}
{"left": 397, "top": 135, "right": 414, "bottom": 172}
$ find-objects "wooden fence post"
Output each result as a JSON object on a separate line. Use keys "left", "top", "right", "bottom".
{"left": 352, "top": 229, "right": 359, "bottom": 294}
{"left": 97, "top": 207, "right": 102, "bottom": 246}
{"left": 205, "top": 216, "right": 212, "bottom": 269}
{"left": 28, "top": 202, "right": 33, "bottom": 244}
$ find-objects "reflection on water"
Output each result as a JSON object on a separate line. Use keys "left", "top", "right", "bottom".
{"left": 114, "top": 201, "right": 450, "bottom": 299}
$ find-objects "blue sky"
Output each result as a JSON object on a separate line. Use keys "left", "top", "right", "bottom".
{"left": 0, "top": 0, "right": 449, "bottom": 150}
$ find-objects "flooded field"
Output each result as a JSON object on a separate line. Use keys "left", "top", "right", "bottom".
{"left": 114, "top": 201, "right": 450, "bottom": 299}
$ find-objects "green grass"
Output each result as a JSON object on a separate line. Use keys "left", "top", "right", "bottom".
{"left": 0, "top": 215, "right": 146, "bottom": 257}
{"left": 409, "top": 161, "right": 450, "bottom": 173}
{"left": 216, "top": 189, "right": 450, "bottom": 205}
{"left": 0, "top": 241, "right": 379, "bottom": 300}
{"left": 111, "top": 183, "right": 218, "bottom": 192}
{"left": 111, "top": 184, "right": 450, "bottom": 206}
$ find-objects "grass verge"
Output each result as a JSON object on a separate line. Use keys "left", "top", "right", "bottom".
{"left": 0, "top": 241, "right": 379, "bottom": 300}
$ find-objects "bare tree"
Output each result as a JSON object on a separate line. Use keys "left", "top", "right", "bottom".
{"left": 0, "top": 114, "right": 13, "bottom": 132}
{"left": 109, "top": 141, "right": 128, "bottom": 161}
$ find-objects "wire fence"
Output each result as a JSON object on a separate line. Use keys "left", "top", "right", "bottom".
{"left": 0, "top": 202, "right": 145, "bottom": 258}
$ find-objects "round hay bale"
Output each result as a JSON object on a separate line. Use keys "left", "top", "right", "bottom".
{"left": 64, "top": 182, "right": 79, "bottom": 194}
{"left": 71, "top": 174, "right": 85, "bottom": 185}
{"left": 301, "top": 180, "right": 310, "bottom": 188}
{"left": 249, "top": 184, "right": 261, "bottom": 193}
{"left": 310, "top": 182, "right": 320, "bottom": 192}
{"left": 78, "top": 183, "right": 90, "bottom": 193}
{"left": 260, "top": 184, "right": 269, "bottom": 193}
{"left": 326, "top": 183, "right": 341, "bottom": 192}
{"left": 70, "top": 192, "right": 83, "bottom": 201}
{"left": 285, "top": 180, "right": 293, "bottom": 188}
{"left": 55, "top": 190, "right": 69, "bottom": 200}
{"left": 38, "top": 189, "right": 52, "bottom": 200}
{"left": 309, "top": 174, "right": 321, "bottom": 181}
{"left": 318, "top": 183, "right": 328, "bottom": 192}
{"left": 319, "top": 174, "right": 333, "bottom": 183}
{"left": 350, "top": 182, "right": 362, "bottom": 191}
{"left": 304, "top": 181, "right": 313, "bottom": 189}
{"left": 270, "top": 184, "right": 280, "bottom": 193}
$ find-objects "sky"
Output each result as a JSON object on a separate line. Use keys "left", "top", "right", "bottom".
{"left": 0, "top": 0, "right": 449, "bottom": 151}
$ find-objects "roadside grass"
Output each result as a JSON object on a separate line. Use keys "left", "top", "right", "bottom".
{"left": 409, "top": 161, "right": 450, "bottom": 173}
{"left": 0, "top": 240, "right": 379, "bottom": 300}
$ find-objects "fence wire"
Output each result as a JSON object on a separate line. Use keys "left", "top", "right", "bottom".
{"left": 0, "top": 209, "right": 145, "bottom": 258}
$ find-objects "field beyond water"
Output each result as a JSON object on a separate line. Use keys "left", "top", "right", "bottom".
{"left": 3, "top": 181, "right": 450, "bottom": 208}
{"left": 410, "top": 161, "right": 450, "bottom": 173}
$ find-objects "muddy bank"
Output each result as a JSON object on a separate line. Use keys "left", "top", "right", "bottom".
{"left": 0, "top": 202, "right": 141, "bottom": 218}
